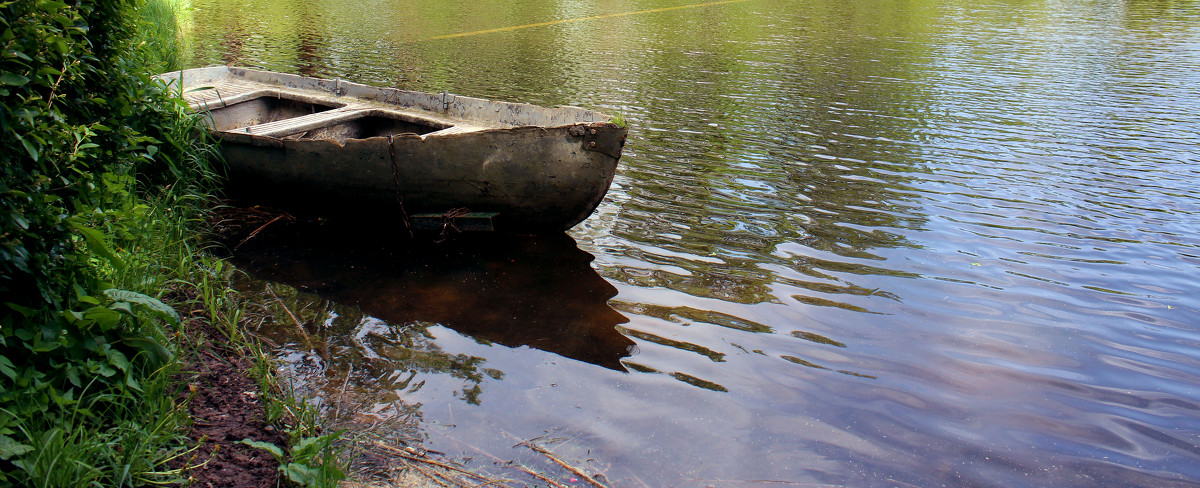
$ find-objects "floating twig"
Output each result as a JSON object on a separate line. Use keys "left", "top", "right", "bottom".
{"left": 408, "top": 462, "right": 461, "bottom": 488}
{"left": 266, "top": 286, "right": 314, "bottom": 352}
{"left": 235, "top": 213, "right": 293, "bottom": 249}
{"left": 518, "top": 440, "right": 610, "bottom": 488}
{"left": 513, "top": 465, "right": 571, "bottom": 488}
{"left": 371, "top": 441, "right": 494, "bottom": 482}
{"left": 441, "top": 432, "right": 549, "bottom": 488}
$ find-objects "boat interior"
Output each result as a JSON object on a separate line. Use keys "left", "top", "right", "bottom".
{"left": 203, "top": 95, "right": 343, "bottom": 132}
{"left": 180, "top": 80, "right": 466, "bottom": 143}
{"left": 281, "top": 112, "right": 450, "bottom": 140}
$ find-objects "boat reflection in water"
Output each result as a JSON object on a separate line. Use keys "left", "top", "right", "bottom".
{"left": 227, "top": 221, "right": 637, "bottom": 372}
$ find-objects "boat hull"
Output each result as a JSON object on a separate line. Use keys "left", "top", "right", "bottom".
{"left": 219, "top": 122, "right": 623, "bottom": 232}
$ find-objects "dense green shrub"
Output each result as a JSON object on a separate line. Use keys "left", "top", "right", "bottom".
{"left": 1, "top": 0, "right": 216, "bottom": 485}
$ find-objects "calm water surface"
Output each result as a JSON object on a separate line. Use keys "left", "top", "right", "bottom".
{"left": 186, "top": 0, "right": 1200, "bottom": 486}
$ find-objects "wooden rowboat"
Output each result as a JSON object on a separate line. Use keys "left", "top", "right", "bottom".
{"left": 157, "top": 66, "right": 627, "bottom": 232}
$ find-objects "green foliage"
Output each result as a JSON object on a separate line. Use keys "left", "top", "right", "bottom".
{"left": 1, "top": 0, "right": 213, "bottom": 319}
{"left": 609, "top": 112, "right": 628, "bottom": 129}
{"left": 0, "top": 0, "right": 342, "bottom": 485}
{"left": 239, "top": 335, "right": 349, "bottom": 488}
{"left": 0, "top": 0, "right": 219, "bottom": 485}
{"left": 241, "top": 433, "right": 347, "bottom": 488}
{"left": 133, "top": 0, "right": 188, "bottom": 73}
{"left": 104, "top": 288, "right": 180, "bottom": 325}
{"left": 244, "top": 350, "right": 349, "bottom": 488}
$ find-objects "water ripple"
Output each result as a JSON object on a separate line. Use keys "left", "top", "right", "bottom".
{"left": 189, "top": 0, "right": 1200, "bottom": 485}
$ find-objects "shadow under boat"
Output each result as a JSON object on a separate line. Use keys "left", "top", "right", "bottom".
{"left": 223, "top": 220, "right": 636, "bottom": 371}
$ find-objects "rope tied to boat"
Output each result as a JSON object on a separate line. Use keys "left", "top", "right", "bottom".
{"left": 387, "top": 134, "right": 414, "bottom": 238}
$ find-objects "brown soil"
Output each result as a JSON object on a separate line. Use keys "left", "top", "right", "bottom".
{"left": 170, "top": 292, "right": 287, "bottom": 488}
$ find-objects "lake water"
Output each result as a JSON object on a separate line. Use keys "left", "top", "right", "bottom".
{"left": 184, "top": 0, "right": 1200, "bottom": 486}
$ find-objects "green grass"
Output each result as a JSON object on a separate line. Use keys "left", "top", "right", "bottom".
{"left": 134, "top": 0, "right": 191, "bottom": 72}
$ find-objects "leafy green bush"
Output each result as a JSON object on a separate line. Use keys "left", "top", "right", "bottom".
{"left": 1, "top": 0, "right": 218, "bottom": 485}
{"left": 242, "top": 433, "right": 347, "bottom": 488}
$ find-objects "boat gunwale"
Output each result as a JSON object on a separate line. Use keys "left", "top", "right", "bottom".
{"left": 161, "top": 66, "right": 619, "bottom": 143}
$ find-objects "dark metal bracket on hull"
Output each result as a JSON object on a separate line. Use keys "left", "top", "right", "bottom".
{"left": 571, "top": 124, "right": 626, "bottom": 159}
{"left": 410, "top": 211, "right": 500, "bottom": 232}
